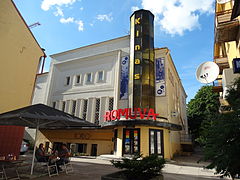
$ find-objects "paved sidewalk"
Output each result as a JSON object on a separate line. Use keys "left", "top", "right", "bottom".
{"left": 69, "top": 157, "right": 228, "bottom": 179}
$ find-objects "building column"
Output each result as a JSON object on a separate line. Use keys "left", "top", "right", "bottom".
{"left": 91, "top": 98, "right": 97, "bottom": 124}
{"left": 105, "top": 96, "right": 110, "bottom": 111}
{"left": 65, "top": 100, "right": 71, "bottom": 114}
{"left": 55, "top": 100, "right": 60, "bottom": 110}
{"left": 113, "top": 50, "right": 122, "bottom": 109}
{"left": 86, "top": 98, "right": 94, "bottom": 123}
{"left": 75, "top": 99, "right": 82, "bottom": 118}
{"left": 99, "top": 97, "right": 107, "bottom": 124}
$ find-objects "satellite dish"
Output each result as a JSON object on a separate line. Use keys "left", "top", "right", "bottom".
{"left": 196, "top": 61, "right": 219, "bottom": 84}
{"left": 217, "top": 0, "right": 230, "bottom": 4}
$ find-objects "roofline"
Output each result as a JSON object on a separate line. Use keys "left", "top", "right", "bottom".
{"left": 50, "top": 35, "right": 130, "bottom": 58}
{"left": 11, "top": 0, "right": 46, "bottom": 56}
{"left": 130, "top": 9, "right": 154, "bottom": 18}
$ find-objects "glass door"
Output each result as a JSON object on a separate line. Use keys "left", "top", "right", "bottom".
{"left": 149, "top": 129, "right": 163, "bottom": 156}
{"left": 123, "top": 128, "right": 140, "bottom": 155}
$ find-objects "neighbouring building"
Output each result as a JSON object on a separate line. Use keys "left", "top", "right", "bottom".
{"left": 213, "top": 0, "right": 240, "bottom": 112}
{"left": 0, "top": 0, "right": 45, "bottom": 158}
{"left": 32, "top": 10, "right": 189, "bottom": 159}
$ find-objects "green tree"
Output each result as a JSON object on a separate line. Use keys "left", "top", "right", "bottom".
{"left": 199, "top": 77, "right": 240, "bottom": 180}
{"left": 187, "top": 86, "right": 220, "bottom": 139}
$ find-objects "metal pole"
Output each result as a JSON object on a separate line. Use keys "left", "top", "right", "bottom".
{"left": 30, "top": 123, "right": 39, "bottom": 175}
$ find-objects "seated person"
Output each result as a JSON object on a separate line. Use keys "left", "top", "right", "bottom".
{"left": 56, "top": 144, "right": 71, "bottom": 171}
{"left": 35, "top": 143, "right": 48, "bottom": 162}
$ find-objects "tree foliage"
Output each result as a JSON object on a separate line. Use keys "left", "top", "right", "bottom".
{"left": 111, "top": 154, "right": 165, "bottom": 180}
{"left": 199, "top": 77, "right": 240, "bottom": 180}
{"left": 187, "top": 86, "right": 220, "bottom": 138}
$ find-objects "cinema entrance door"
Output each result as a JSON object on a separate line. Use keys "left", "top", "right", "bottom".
{"left": 122, "top": 128, "right": 140, "bottom": 156}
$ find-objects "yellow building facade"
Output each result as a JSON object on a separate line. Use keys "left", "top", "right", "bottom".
{"left": 0, "top": 0, "right": 45, "bottom": 157}
{"left": 213, "top": 0, "right": 240, "bottom": 110}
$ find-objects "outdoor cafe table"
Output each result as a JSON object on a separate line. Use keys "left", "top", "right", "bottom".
{"left": 0, "top": 160, "right": 23, "bottom": 179}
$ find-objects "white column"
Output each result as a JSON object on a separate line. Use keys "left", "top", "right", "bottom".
{"left": 113, "top": 50, "right": 122, "bottom": 109}
{"left": 99, "top": 97, "right": 107, "bottom": 124}
{"left": 105, "top": 96, "right": 110, "bottom": 111}
{"left": 55, "top": 100, "right": 60, "bottom": 110}
{"left": 86, "top": 98, "right": 94, "bottom": 123}
{"left": 66, "top": 100, "right": 71, "bottom": 113}
{"left": 91, "top": 98, "right": 97, "bottom": 124}
{"left": 75, "top": 99, "right": 82, "bottom": 118}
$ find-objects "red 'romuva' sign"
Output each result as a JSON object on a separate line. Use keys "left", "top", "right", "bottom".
{"left": 104, "top": 108, "right": 159, "bottom": 121}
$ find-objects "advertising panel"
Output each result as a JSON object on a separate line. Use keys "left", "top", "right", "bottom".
{"left": 120, "top": 56, "right": 129, "bottom": 100}
{"left": 155, "top": 58, "right": 166, "bottom": 96}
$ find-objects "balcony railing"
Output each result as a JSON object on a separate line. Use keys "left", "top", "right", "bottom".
{"left": 215, "top": 9, "right": 239, "bottom": 43}
{"left": 212, "top": 79, "right": 223, "bottom": 92}
{"left": 214, "top": 55, "right": 230, "bottom": 74}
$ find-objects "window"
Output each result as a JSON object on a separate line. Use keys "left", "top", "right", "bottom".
{"left": 72, "top": 100, "right": 76, "bottom": 115}
{"left": 75, "top": 75, "right": 81, "bottom": 84}
{"left": 77, "top": 144, "right": 87, "bottom": 154}
{"left": 98, "top": 71, "right": 104, "bottom": 81}
{"left": 65, "top": 76, "right": 71, "bottom": 86}
{"left": 82, "top": 99, "right": 88, "bottom": 120}
{"left": 95, "top": 98, "right": 100, "bottom": 125}
{"left": 149, "top": 129, "right": 163, "bottom": 156}
{"left": 108, "top": 97, "right": 114, "bottom": 111}
{"left": 86, "top": 73, "right": 92, "bottom": 83}
{"left": 52, "top": 102, "right": 56, "bottom": 109}
{"left": 62, "top": 101, "right": 66, "bottom": 112}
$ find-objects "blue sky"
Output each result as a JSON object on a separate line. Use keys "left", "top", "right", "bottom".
{"left": 14, "top": 0, "right": 215, "bottom": 102}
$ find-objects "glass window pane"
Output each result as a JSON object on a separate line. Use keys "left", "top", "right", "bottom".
{"left": 157, "top": 131, "right": 161, "bottom": 154}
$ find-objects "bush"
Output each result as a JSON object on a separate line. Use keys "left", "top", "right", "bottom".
{"left": 111, "top": 154, "right": 165, "bottom": 180}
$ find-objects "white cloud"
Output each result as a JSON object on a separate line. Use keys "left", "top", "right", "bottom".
{"left": 41, "top": 0, "right": 76, "bottom": 11}
{"left": 60, "top": 17, "right": 74, "bottom": 23}
{"left": 54, "top": 7, "right": 64, "bottom": 17}
{"left": 75, "top": 20, "right": 84, "bottom": 31}
{"left": 131, "top": 6, "right": 140, "bottom": 12}
{"left": 141, "top": 0, "right": 214, "bottom": 36}
{"left": 96, "top": 13, "right": 113, "bottom": 22}
{"left": 80, "top": 7, "right": 84, "bottom": 11}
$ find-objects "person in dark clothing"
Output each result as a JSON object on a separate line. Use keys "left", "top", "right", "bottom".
{"left": 35, "top": 143, "right": 48, "bottom": 162}
{"left": 56, "top": 144, "right": 71, "bottom": 171}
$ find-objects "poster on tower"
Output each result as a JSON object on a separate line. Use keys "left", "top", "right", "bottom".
{"left": 155, "top": 57, "right": 166, "bottom": 96}
{"left": 120, "top": 56, "right": 129, "bottom": 100}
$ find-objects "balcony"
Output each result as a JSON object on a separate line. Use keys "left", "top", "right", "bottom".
{"left": 215, "top": 9, "right": 239, "bottom": 43}
{"left": 212, "top": 78, "right": 223, "bottom": 92}
{"left": 214, "top": 55, "right": 230, "bottom": 74}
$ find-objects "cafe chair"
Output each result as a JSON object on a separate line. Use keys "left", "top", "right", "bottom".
{"left": 35, "top": 160, "right": 58, "bottom": 177}
{"left": 63, "top": 159, "right": 73, "bottom": 174}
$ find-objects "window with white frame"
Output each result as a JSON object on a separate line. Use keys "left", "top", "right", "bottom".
{"left": 86, "top": 73, "right": 92, "bottom": 83}
{"left": 95, "top": 98, "right": 100, "bottom": 125}
{"left": 108, "top": 97, "right": 114, "bottom": 111}
{"left": 82, "top": 99, "right": 88, "bottom": 120}
{"left": 98, "top": 71, "right": 104, "bottom": 82}
{"left": 75, "top": 75, "right": 81, "bottom": 84}
{"left": 65, "top": 76, "right": 71, "bottom": 86}
{"left": 72, "top": 100, "right": 76, "bottom": 115}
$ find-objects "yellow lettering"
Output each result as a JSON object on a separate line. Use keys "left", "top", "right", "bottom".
{"left": 135, "top": 17, "right": 141, "bottom": 25}
{"left": 135, "top": 59, "right": 141, "bottom": 64}
{"left": 134, "top": 74, "right": 140, "bottom": 79}
{"left": 136, "top": 30, "right": 139, "bottom": 37}
{"left": 135, "top": 45, "right": 141, "bottom": 51}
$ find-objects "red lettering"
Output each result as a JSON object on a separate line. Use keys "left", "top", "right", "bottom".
{"left": 117, "top": 108, "right": 129, "bottom": 119}
{"left": 111, "top": 110, "right": 118, "bottom": 120}
{"left": 139, "top": 108, "right": 147, "bottom": 119}
{"left": 147, "top": 108, "right": 159, "bottom": 120}
{"left": 129, "top": 108, "right": 137, "bottom": 119}
{"left": 104, "top": 111, "right": 111, "bottom": 121}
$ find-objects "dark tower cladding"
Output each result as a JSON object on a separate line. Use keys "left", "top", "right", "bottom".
{"left": 129, "top": 9, "right": 155, "bottom": 111}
